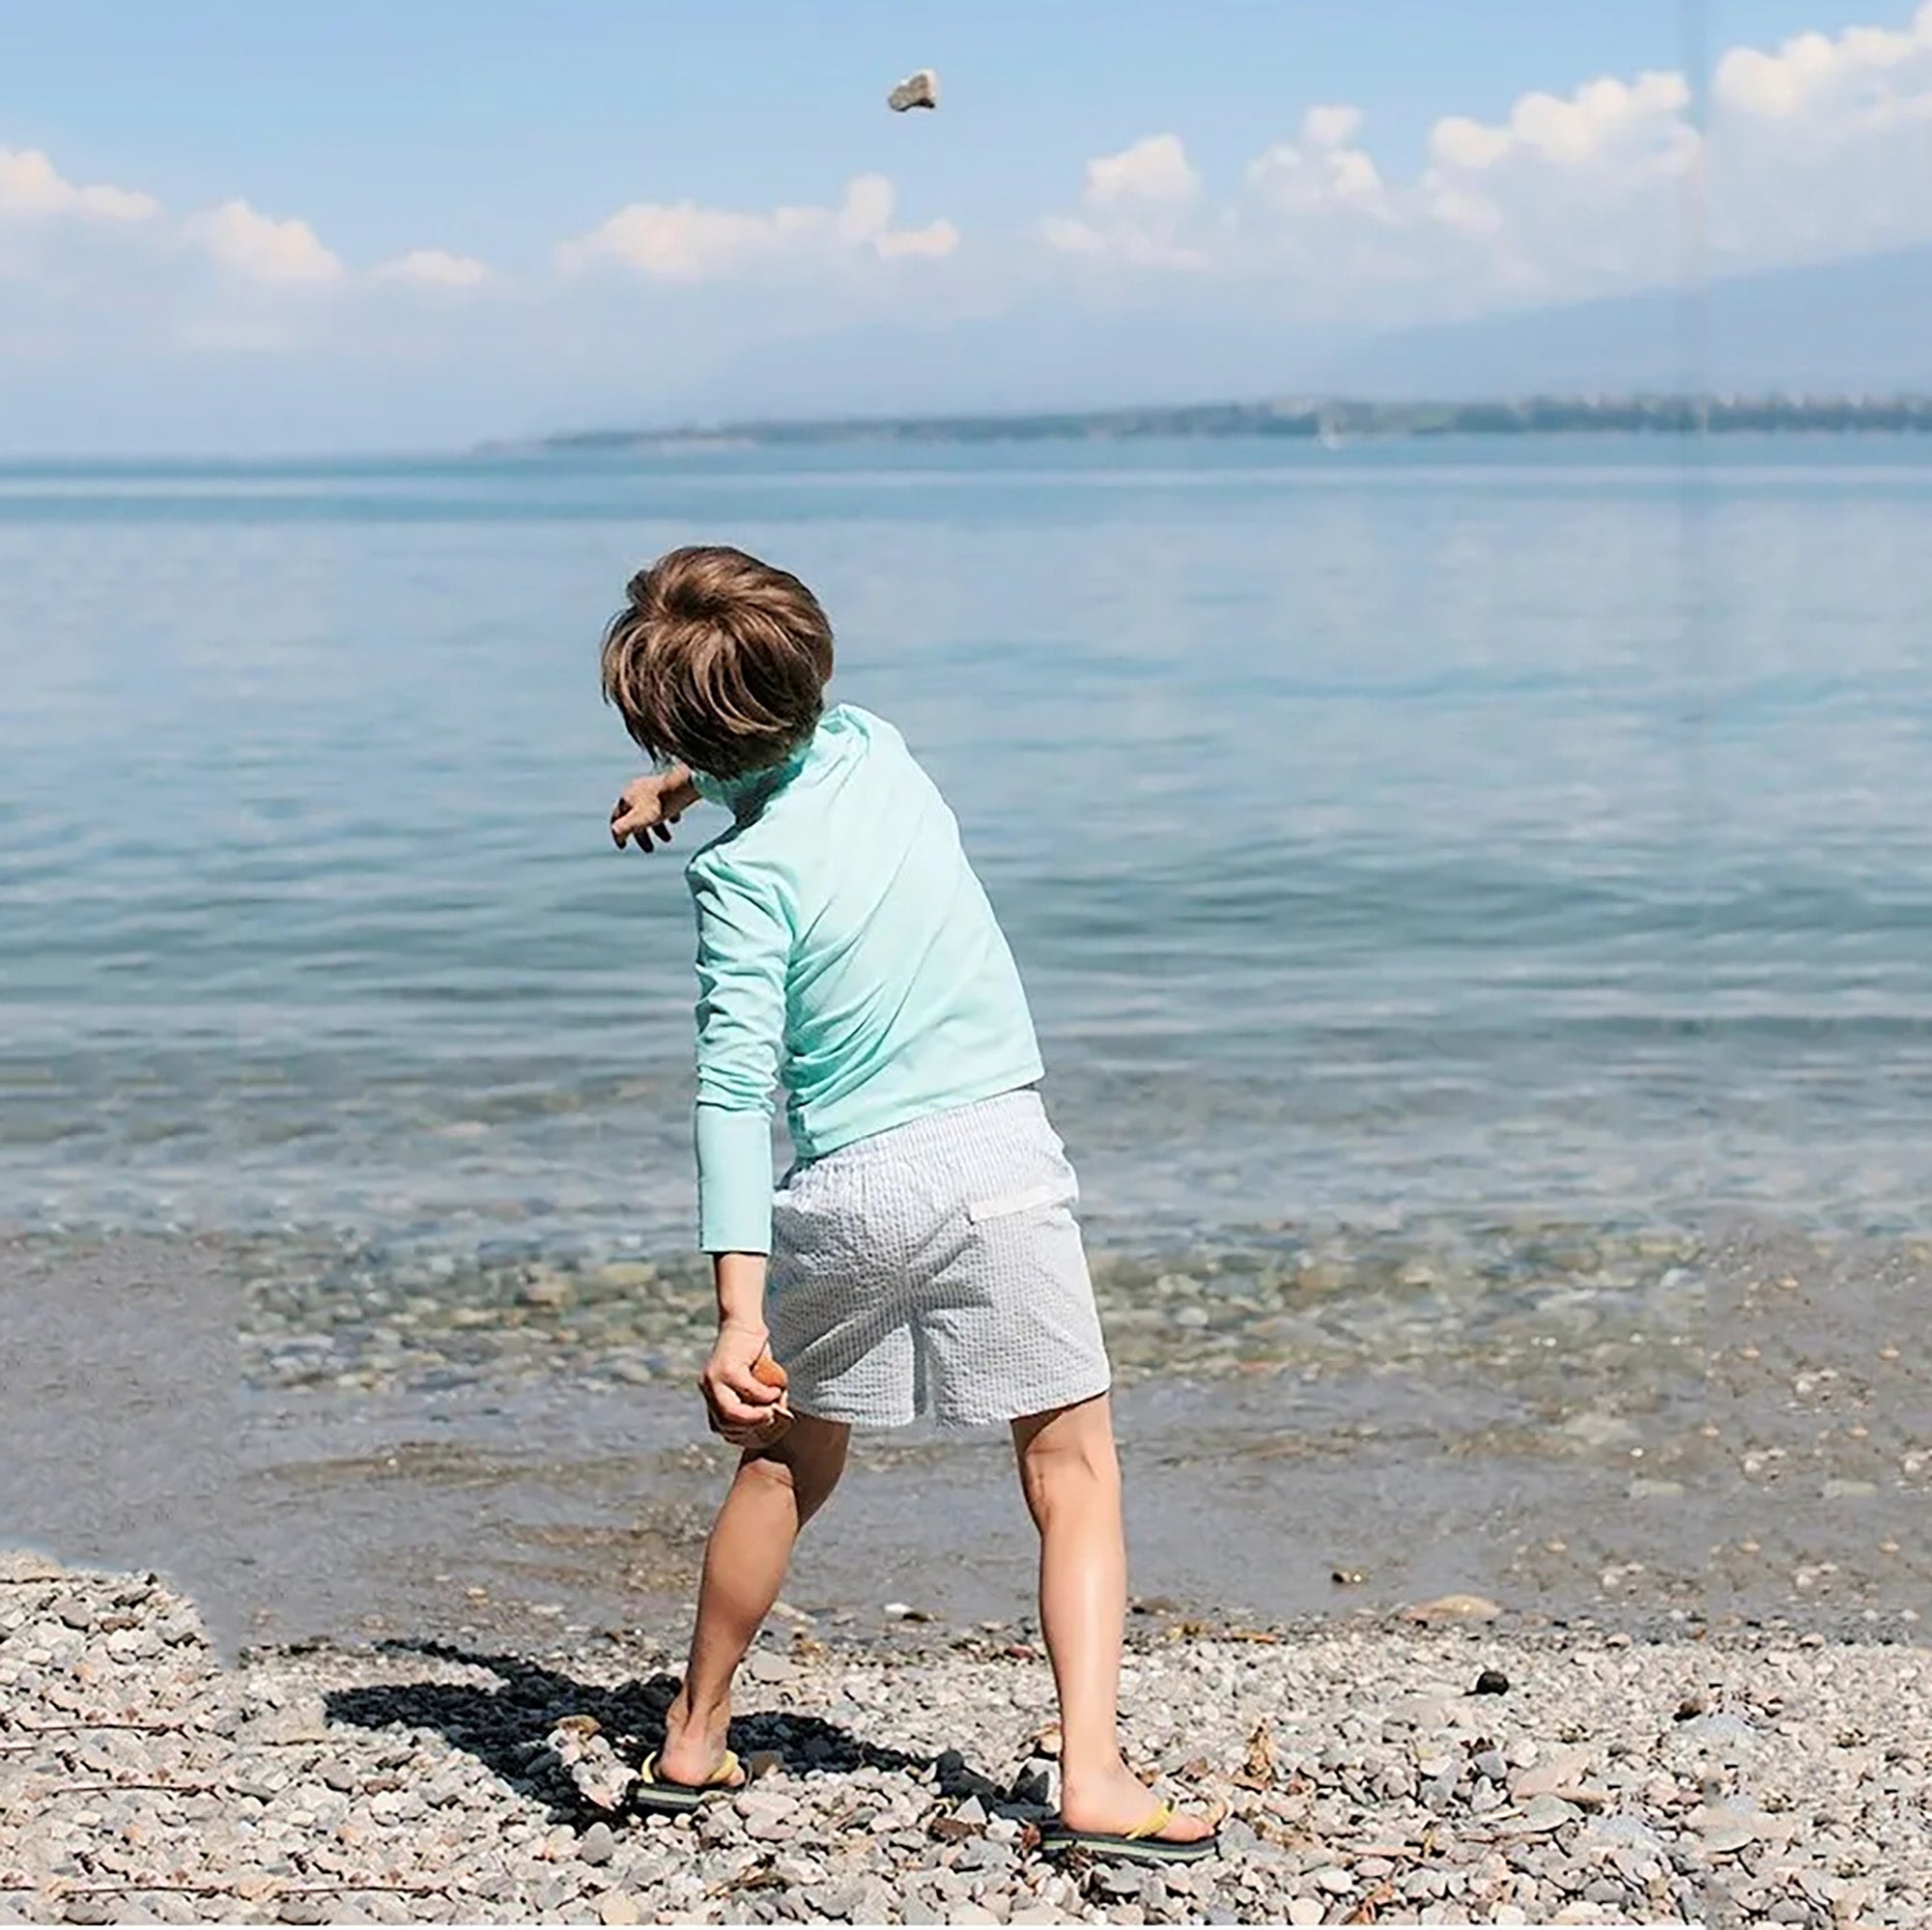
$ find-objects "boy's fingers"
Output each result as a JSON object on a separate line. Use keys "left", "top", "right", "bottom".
{"left": 720, "top": 1410, "right": 793, "bottom": 1450}
{"left": 611, "top": 811, "right": 661, "bottom": 849}
{"left": 716, "top": 1416, "right": 789, "bottom": 1449}
{"left": 611, "top": 790, "right": 683, "bottom": 853}
{"left": 702, "top": 1378, "right": 776, "bottom": 1426}
{"left": 717, "top": 1363, "right": 781, "bottom": 1405}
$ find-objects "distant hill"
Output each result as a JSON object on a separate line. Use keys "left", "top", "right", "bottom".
{"left": 1320, "top": 245, "right": 1932, "bottom": 399}
{"left": 522, "top": 392, "right": 1930, "bottom": 455}
{"left": 621, "top": 244, "right": 1932, "bottom": 434}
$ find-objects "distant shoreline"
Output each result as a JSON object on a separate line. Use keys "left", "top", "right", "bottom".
{"left": 508, "top": 392, "right": 1932, "bottom": 455}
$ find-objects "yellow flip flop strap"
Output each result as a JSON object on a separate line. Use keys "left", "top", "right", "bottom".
{"left": 1123, "top": 1801, "right": 1176, "bottom": 1842}
{"left": 641, "top": 1748, "right": 742, "bottom": 1790}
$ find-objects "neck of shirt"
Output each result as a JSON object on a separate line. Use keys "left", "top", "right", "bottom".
{"left": 691, "top": 728, "right": 819, "bottom": 813}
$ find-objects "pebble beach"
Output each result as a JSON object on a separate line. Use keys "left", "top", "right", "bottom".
{"left": 3, "top": 1548, "right": 1925, "bottom": 1928}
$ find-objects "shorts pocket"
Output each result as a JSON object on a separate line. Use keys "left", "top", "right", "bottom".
{"left": 966, "top": 1179, "right": 1077, "bottom": 1225}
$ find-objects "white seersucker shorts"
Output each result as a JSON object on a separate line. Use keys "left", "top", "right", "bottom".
{"left": 766, "top": 1089, "right": 1113, "bottom": 1430}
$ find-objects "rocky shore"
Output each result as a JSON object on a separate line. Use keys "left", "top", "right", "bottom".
{"left": 2, "top": 1549, "right": 1923, "bottom": 1926}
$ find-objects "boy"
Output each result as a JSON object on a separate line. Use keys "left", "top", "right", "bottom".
{"left": 603, "top": 546, "right": 1219, "bottom": 1861}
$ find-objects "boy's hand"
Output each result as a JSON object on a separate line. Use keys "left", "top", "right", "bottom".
{"left": 611, "top": 768, "right": 697, "bottom": 852}
{"left": 699, "top": 1320, "right": 791, "bottom": 1449}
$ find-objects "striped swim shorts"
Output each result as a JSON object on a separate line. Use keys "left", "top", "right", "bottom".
{"left": 767, "top": 1088, "right": 1113, "bottom": 1430}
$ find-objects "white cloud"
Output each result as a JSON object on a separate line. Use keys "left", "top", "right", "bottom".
{"left": 1248, "top": 105, "right": 1394, "bottom": 221}
{"left": 1040, "top": 133, "right": 1209, "bottom": 269}
{"left": 1406, "top": 70, "right": 1698, "bottom": 300}
{"left": 1430, "top": 71, "right": 1692, "bottom": 175}
{"left": 1301, "top": 104, "right": 1365, "bottom": 151}
{"left": 3, "top": 146, "right": 491, "bottom": 308}
{"left": 557, "top": 173, "right": 958, "bottom": 281}
{"left": 373, "top": 247, "right": 491, "bottom": 289}
{"left": 182, "top": 199, "right": 345, "bottom": 286}
{"left": 0, "top": 147, "right": 158, "bottom": 222}
{"left": 1085, "top": 132, "right": 1201, "bottom": 208}
{"left": 876, "top": 220, "right": 961, "bottom": 261}
{"left": 1704, "top": 2, "right": 1932, "bottom": 267}
{"left": 1714, "top": 13, "right": 1928, "bottom": 117}
{"left": 1041, "top": 3, "right": 1932, "bottom": 317}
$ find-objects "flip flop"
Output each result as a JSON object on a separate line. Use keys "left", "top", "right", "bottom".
{"left": 633, "top": 1748, "right": 745, "bottom": 1816}
{"left": 1038, "top": 1799, "right": 1222, "bottom": 1864}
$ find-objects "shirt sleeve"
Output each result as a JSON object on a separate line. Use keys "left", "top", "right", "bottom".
{"left": 687, "top": 853, "right": 789, "bottom": 1254}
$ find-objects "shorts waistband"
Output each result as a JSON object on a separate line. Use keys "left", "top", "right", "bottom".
{"left": 798, "top": 1085, "right": 1042, "bottom": 1172}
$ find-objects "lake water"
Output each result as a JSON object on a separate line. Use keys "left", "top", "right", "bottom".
{"left": 3, "top": 438, "right": 1929, "bottom": 1273}
{"left": 6, "top": 437, "right": 1928, "bottom": 1636}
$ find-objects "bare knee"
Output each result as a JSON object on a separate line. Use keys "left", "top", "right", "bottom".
{"left": 1014, "top": 1400, "right": 1121, "bottom": 1523}
{"left": 740, "top": 1420, "right": 847, "bottom": 1525}
{"left": 737, "top": 1450, "right": 801, "bottom": 1499}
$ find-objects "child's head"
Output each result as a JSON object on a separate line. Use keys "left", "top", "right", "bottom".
{"left": 601, "top": 545, "right": 834, "bottom": 779}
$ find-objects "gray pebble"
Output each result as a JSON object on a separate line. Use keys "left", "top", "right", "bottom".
{"left": 1518, "top": 1795, "right": 1581, "bottom": 1833}
{"left": 953, "top": 1839, "right": 1015, "bottom": 1876}
{"left": 1675, "top": 1711, "right": 1759, "bottom": 1754}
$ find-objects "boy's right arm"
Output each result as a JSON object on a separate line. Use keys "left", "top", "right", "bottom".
{"left": 700, "top": 1251, "right": 789, "bottom": 1447}
{"left": 611, "top": 765, "right": 701, "bottom": 850}
{"left": 689, "top": 857, "right": 792, "bottom": 1443}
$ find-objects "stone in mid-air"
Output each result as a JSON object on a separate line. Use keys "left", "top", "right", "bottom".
{"left": 888, "top": 69, "right": 938, "bottom": 112}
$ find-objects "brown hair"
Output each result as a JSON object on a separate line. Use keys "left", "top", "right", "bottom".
{"left": 600, "top": 545, "right": 834, "bottom": 778}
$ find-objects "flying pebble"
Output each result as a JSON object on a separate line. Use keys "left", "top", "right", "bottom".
{"left": 888, "top": 69, "right": 938, "bottom": 111}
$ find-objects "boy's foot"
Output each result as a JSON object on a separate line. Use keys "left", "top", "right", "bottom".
{"left": 1057, "top": 1763, "right": 1221, "bottom": 1847}
{"left": 654, "top": 1687, "right": 745, "bottom": 1792}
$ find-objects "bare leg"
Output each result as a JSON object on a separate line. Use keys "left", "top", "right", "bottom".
{"left": 1011, "top": 1395, "right": 1215, "bottom": 1842}
{"left": 658, "top": 1414, "right": 850, "bottom": 1785}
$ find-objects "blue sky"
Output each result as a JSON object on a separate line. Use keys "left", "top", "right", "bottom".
{"left": 4, "top": 1, "right": 1929, "bottom": 451}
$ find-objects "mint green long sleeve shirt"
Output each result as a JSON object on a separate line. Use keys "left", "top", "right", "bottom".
{"left": 684, "top": 705, "right": 1044, "bottom": 1254}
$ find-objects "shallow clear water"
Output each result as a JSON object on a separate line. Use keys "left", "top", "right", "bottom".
{"left": 4, "top": 438, "right": 1929, "bottom": 1269}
